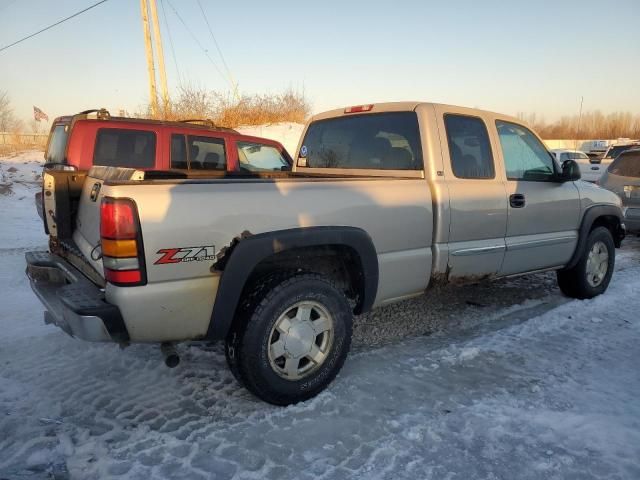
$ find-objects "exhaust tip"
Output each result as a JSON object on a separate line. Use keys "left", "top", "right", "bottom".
{"left": 160, "top": 343, "right": 180, "bottom": 368}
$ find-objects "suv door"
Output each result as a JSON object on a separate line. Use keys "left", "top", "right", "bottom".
{"left": 494, "top": 120, "right": 581, "bottom": 275}
{"left": 436, "top": 107, "right": 507, "bottom": 279}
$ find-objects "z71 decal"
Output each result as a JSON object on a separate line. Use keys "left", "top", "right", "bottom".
{"left": 155, "top": 246, "right": 216, "bottom": 265}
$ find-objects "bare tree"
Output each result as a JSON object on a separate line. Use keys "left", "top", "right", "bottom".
{"left": 0, "top": 91, "right": 21, "bottom": 132}
{"left": 522, "top": 110, "right": 640, "bottom": 139}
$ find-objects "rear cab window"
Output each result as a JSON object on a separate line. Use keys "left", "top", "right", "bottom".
{"left": 46, "top": 124, "right": 69, "bottom": 164}
{"left": 171, "top": 134, "right": 227, "bottom": 170}
{"left": 237, "top": 141, "right": 290, "bottom": 172}
{"left": 299, "top": 112, "right": 422, "bottom": 170}
{"left": 94, "top": 129, "right": 156, "bottom": 168}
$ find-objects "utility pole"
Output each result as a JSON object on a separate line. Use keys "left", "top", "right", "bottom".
{"left": 148, "top": 0, "right": 169, "bottom": 116}
{"left": 140, "top": 0, "right": 158, "bottom": 117}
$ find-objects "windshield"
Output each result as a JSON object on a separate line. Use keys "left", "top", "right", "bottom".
{"left": 237, "top": 142, "right": 290, "bottom": 171}
{"left": 45, "top": 124, "right": 69, "bottom": 164}
{"left": 560, "top": 151, "right": 589, "bottom": 161}
{"left": 605, "top": 145, "right": 637, "bottom": 159}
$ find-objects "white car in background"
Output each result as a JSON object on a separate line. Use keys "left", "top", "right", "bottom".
{"left": 550, "top": 149, "right": 609, "bottom": 183}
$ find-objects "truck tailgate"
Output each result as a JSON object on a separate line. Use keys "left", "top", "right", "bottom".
{"left": 73, "top": 167, "right": 145, "bottom": 277}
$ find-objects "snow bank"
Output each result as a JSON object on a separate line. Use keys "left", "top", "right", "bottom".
{"left": 0, "top": 150, "right": 47, "bottom": 248}
{"left": 236, "top": 122, "right": 304, "bottom": 157}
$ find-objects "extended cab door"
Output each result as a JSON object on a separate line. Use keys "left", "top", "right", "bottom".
{"left": 435, "top": 106, "right": 508, "bottom": 279}
{"left": 493, "top": 120, "right": 581, "bottom": 275}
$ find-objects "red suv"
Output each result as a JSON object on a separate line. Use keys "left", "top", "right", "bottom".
{"left": 44, "top": 109, "right": 293, "bottom": 173}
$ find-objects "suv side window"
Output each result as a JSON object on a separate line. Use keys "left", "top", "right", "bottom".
{"left": 444, "top": 114, "right": 495, "bottom": 179}
{"left": 496, "top": 120, "right": 556, "bottom": 181}
{"left": 188, "top": 136, "right": 226, "bottom": 170}
{"left": 46, "top": 124, "right": 68, "bottom": 164}
{"left": 170, "top": 134, "right": 226, "bottom": 170}
{"left": 237, "top": 141, "right": 290, "bottom": 171}
{"left": 94, "top": 129, "right": 156, "bottom": 168}
{"left": 170, "top": 134, "right": 188, "bottom": 169}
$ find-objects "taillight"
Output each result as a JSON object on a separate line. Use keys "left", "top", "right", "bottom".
{"left": 344, "top": 104, "right": 374, "bottom": 114}
{"left": 100, "top": 197, "right": 146, "bottom": 286}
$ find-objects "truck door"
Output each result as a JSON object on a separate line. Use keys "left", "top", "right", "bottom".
{"left": 493, "top": 120, "right": 580, "bottom": 275}
{"left": 435, "top": 107, "right": 508, "bottom": 279}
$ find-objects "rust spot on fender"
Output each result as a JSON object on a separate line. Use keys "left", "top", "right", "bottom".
{"left": 211, "top": 230, "right": 252, "bottom": 271}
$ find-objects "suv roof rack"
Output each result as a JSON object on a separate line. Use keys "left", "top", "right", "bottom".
{"left": 77, "top": 108, "right": 111, "bottom": 120}
{"left": 179, "top": 119, "right": 216, "bottom": 127}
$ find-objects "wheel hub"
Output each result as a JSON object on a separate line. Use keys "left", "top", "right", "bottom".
{"left": 586, "top": 240, "right": 609, "bottom": 287}
{"left": 283, "top": 320, "right": 315, "bottom": 358}
{"left": 268, "top": 301, "right": 334, "bottom": 380}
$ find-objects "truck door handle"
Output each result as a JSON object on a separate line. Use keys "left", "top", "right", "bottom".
{"left": 509, "top": 193, "right": 526, "bottom": 208}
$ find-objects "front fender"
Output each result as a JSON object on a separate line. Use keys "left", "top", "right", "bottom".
{"left": 564, "top": 204, "right": 624, "bottom": 270}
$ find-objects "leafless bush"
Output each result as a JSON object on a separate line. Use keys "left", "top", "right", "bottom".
{"left": 139, "top": 86, "right": 310, "bottom": 128}
{"left": 518, "top": 111, "right": 640, "bottom": 139}
{"left": 0, "top": 91, "right": 24, "bottom": 132}
{"left": 213, "top": 89, "right": 310, "bottom": 127}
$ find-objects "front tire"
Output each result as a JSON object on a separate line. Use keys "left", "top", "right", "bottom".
{"left": 225, "top": 273, "right": 353, "bottom": 406}
{"left": 557, "top": 226, "right": 615, "bottom": 299}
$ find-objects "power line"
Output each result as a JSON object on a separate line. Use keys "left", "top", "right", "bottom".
{"left": 196, "top": 0, "right": 236, "bottom": 92}
{"left": 159, "top": 0, "right": 182, "bottom": 87}
{"left": 0, "top": 0, "right": 109, "bottom": 54}
{"left": 164, "top": 0, "right": 234, "bottom": 91}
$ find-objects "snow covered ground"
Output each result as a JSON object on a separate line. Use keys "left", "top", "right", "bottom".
{"left": 1, "top": 151, "right": 639, "bottom": 479}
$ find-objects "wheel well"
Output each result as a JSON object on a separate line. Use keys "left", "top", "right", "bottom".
{"left": 590, "top": 215, "right": 623, "bottom": 247}
{"left": 243, "top": 245, "right": 365, "bottom": 312}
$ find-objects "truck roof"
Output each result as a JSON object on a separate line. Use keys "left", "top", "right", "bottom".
{"left": 310, "top": 101, "right": 523, "bottom": 125}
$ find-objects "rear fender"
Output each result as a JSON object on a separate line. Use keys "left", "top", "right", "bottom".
{"left": 206, "top": 226, "right": 379, "bottom": 341}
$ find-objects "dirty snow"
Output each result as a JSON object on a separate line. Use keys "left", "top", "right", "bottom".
{"left": 1, "top": 151, "right": 640, "bottom": 479}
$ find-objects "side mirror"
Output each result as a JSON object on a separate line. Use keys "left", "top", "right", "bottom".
{"left": 560, "top": 159, "right": 581, "bottom": 182}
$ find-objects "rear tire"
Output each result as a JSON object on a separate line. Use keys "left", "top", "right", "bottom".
{"left": 225, "top": 273, "right": 353, "bottom": 406}
{"left": 557, "top": 226, "right": 615, "bottom": 299}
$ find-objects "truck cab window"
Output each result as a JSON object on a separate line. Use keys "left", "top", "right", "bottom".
{"left": 237, "top": 142, "right": 290, "bottom": 171}
{"left": 496, "top": 121, "right": 556, "bottom": 181}
{"left": 444, "top": 114, "right": 495, "bottom": 179}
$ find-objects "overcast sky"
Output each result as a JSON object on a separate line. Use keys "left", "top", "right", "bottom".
{"left": 1, "top": 0, "right": 639, "bottom": 124}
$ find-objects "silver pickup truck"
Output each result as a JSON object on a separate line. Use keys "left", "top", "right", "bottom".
{"left": 26, "top": 102, "right": 625, "bottom": 405}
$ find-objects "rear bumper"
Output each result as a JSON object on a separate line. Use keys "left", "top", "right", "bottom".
{"left": 25, "top": 251, "right": 129, "bottom": 343}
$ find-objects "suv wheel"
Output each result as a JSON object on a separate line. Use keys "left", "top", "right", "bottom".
{"left": 557, "top": 226, "right": 615, "bottom": 299}
{"left": 225, "top": 273, "right": 353, "bottom": 405}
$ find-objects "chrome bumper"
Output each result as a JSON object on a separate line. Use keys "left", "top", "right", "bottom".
{"left": 25, "top": 251, "right": 128, "bottom": 343}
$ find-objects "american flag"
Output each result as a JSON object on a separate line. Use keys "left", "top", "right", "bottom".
{"left": 33, "top": 106, "right": 49, "bottom": 122}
